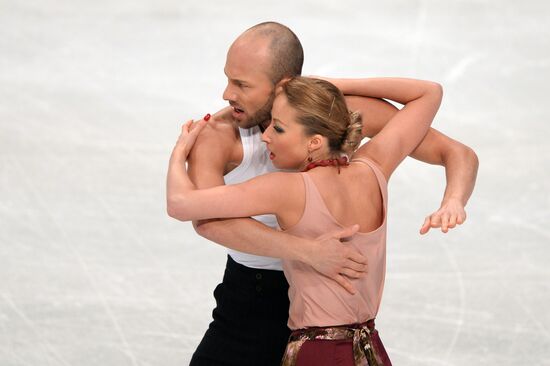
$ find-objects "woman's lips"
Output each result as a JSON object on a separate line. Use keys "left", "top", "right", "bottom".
{"left": 269, "top": 152, "right": 275, "bottom": 160}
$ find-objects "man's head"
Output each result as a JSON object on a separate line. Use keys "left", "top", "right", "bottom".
{"left": 223, "top": 22, "right": 304, "bottom": 129}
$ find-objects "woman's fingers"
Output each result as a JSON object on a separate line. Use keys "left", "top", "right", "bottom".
{"left": 192, "top": 118, "right": 208, "bottom": 135}
{"left": 179, "top": 120, "right": 194, "bottom": 140}
{"left": 173, "top": 117, "right": 210, "bottom": 159}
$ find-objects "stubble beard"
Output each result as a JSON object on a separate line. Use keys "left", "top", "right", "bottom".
{"left": 238, "top": 90, "right": 275, "bottom": 130}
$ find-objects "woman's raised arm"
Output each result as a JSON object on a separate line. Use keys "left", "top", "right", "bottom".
{"left": 323, "top": 77, "right": 443, "bottom": 180}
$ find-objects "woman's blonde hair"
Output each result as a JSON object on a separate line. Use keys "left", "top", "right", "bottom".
{"left": 281, "top": 77, "right": 362, "bottom": 156}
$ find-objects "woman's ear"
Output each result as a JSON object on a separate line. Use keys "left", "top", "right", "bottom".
{"left": 274, "top": 77, "right": 291, "bottom": 94}
{"left": 308, "top": 134, "right": 324, "bottom": 153}
{"left": 275, "top": 77, "right": 291, "bottom": 88}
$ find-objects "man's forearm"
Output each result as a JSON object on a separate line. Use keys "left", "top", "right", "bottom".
{"left": 439, "top": 143, "right": 479, "bottom": 206}
{"left": 194, "top": 217, "right": 313, "bottom": 262}
{"left": 408, "top": 129, "right": 479, "bottom": 207}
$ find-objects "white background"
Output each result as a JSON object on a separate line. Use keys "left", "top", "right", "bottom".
{"left": 1, "top": 0, "right": 549, "bottom": 365}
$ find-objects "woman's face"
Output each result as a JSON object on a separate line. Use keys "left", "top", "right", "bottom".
{"left": 261, "top": 94, "right": 311, "bottom": 170}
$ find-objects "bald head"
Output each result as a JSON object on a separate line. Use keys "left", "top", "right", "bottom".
{"left": 238, "top": 22, "right": 304, "bottom": 84}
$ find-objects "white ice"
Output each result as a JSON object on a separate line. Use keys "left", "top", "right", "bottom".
{"left": 1, "top": 0, "right": 549, "bottom": 365}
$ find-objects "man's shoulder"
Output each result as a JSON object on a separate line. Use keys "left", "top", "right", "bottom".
{"left": 196, "top": 111, "right": 240, "bottom": 148}
{"left": 188, "top": 108, "right": 243, "bottom": 169}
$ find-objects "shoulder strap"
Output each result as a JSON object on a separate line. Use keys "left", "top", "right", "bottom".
{"left": 351, "top": 157, "right": 388, "bottom": 210}
{"left": 299, "top": 172, "right": 333, "bottom": 216}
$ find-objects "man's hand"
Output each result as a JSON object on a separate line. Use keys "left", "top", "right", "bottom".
{"left": 304, "top": 224, "right": 366, "bottom": 295}
{"left": 420, "top": 198, "right": 466, "bottom": 234}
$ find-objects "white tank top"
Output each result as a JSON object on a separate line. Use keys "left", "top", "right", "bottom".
{"left": 223, "top": 126, "right": 283, "bottom": 270}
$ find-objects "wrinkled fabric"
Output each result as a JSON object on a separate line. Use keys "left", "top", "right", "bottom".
{"left": 281, "top": 320, "right": 391, "bottom": 366}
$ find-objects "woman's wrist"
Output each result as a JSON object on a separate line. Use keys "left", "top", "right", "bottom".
{"left": 170, "top": 147, "right": 187, "bottom": 164}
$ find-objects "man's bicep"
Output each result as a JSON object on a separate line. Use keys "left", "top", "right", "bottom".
{"left": 187, "top": 134, "right": 231, "bottom": 232}
{"left": 187, "top": 131, "right": 229, "bottom": 189}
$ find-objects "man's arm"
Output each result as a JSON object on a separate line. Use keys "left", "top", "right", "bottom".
{"left": 344, "top": 94, "right": 479, "bottom": 233}
{"left": 176, "top": 111, "right": 365, "bottom": 293}
{"left": 416, "top": 129, "right": 478, "bottom": 234}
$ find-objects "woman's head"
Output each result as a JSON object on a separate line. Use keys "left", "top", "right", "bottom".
{"left": 262, "top": 77, "right": 362, "bottom": 170}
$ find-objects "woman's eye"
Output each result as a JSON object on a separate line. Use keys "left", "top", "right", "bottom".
{"left": 273, "top": 125, "right": 284, "bottom": 133}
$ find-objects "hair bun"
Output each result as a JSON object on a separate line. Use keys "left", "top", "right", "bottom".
{"left": 340, "top": 111, "right": 363, "bottom": 156}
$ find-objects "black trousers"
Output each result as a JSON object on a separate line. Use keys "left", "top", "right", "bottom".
{"left": 190, "top": 255, "right": 291, "bottom": 366}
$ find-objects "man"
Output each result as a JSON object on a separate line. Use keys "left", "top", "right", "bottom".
{"left": 169, "top": 22, "right": 478, "bottom": 366}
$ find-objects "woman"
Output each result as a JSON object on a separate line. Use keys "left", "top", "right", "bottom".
{"left": 167, "top": 76, "right": 442, "bottom": 365}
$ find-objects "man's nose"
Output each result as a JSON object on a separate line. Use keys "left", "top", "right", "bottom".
{"left": 223, "top": 84, "right": 236, "bottom": 102}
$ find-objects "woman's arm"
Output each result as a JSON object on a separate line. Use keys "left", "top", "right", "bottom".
{"left": 166, "top": 120, "right": 301, "bottom": 222}
{"left": 168, "top": 170, "right": 298, "bottom": 222}
{"left": 329, "top": 77, "right": 443, "bottom": 180}
{"left": 322, "top": 77, "right": 477, "bottom": 233}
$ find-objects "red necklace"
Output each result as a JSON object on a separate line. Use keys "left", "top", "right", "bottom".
{"left": 302, "top": 156, "right": 349, "bottom": 173}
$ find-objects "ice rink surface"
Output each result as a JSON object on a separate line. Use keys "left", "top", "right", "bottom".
{"left": 1, "top": 0, "right": 549, "bottom": 365}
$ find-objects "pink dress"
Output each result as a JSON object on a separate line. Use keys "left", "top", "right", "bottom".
{"left": 281, "top": 157, "right": 392, "bottom": 366}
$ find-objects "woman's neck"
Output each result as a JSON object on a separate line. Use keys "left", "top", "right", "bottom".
{"left": 302, "top": 156, "right": 349, "bottom": 172}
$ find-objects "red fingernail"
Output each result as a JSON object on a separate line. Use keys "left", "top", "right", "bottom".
{"left": 204, "top": 113, "right": 211, "bottom": 121}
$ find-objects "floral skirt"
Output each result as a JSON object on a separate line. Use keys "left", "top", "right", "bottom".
{"left": 281, "top": 319, "right": 391, "bottom": 366}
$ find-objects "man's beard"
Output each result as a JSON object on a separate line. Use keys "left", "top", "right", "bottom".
{"left": 239, "top": 91, "right": 275, "bottom": 129}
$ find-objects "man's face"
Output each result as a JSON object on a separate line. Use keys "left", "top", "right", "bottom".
{"left": 223, "top": 36, "right": 276, "bottom": 129}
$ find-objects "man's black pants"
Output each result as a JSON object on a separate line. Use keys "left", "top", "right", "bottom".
{"left": 190, "top": 255, "right": 290, "bottom": 366}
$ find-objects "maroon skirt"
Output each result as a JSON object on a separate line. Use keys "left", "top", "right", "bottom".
{"left": 281, "top": 319, "right": 391, "bottom": 366}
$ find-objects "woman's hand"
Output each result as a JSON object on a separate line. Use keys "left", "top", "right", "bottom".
{"left": 172, "top": 116, "right": 209, "bottom": 161}
{"left": 420, "top": 198, "right": 466, "bottom": 234}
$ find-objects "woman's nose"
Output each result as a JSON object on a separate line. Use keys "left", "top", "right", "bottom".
{"left": 261, "top": 127, "right": 271, "bottom": 143}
